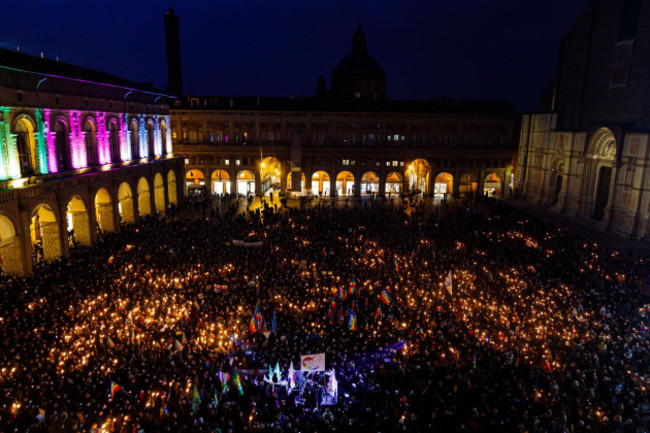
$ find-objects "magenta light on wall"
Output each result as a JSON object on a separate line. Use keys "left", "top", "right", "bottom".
{"left": 120, "top": 115, "right": 130, "bottom": 161}
{"left": 68, "top": 110, "right": 87, "bottom": 169}
{"left": 43, "top": 109, "right": 58, "bottom": 173}
{"left": 96, "top": 112, "right": 111, "bottom": 164}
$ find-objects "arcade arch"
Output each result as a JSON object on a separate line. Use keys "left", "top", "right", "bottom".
{"left": 311, "top": 171, "right": 330, "bottom": 196}
{"left": 407, "top": 159, "right": 430, "bottom": 194}
{"left": 154, "top": 173, "right": 165, "bottom": 215}
{"left": 434, "top": 172, "right": 453, "bottom": 197}
{"left": 66, "top": 195, "right": 91, "bottom": 246}
{"left": 186, "top": 169, "right": 205, "bottom": 191}
{"left": 385, "top": 172, "right": 402, "bottom": 195}
{"left": 0, "top": 215, "right": 24, "bottom": 275}
{"left": 211, "top": 170, "right": 231, "bottom": 195}
{"left": 30, "top": 204, "right": 61, "bottom": 262}
{"left": 484, "top": 172, "right": 503, "bottom": 197}
{"left": 137, "top": 177, "right": 151, "bottom": 217}
{"left": 237, "top": 170, "right": 256, "bottom": 196}
{"left": 118, "top": 182, "right": 134, "bottom": 223}
{"left": 261, "top": 157, "right": 281, "bottom": 193}
{"left": 167, "top": 170, "right": 178, "bottom": 206}
{"left": 95, "top": 188, "right": 115, "bottom": 233}
{"left": 361, "top": 171, "right": 380, "bottom": 195}
{"left": 336, "top": 171, "right": 355, "bottom": 196}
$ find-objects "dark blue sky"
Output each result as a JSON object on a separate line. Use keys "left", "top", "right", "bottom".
{"left": 1, "top": 0, "right": 588, "bottom": 111}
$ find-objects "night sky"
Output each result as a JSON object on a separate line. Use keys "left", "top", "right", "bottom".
{"left": 1, "top": 0, "right": 588, "bottom": 111}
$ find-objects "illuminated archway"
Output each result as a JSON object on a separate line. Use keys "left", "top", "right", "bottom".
{"left": 137, "top": 177, "right": 151, "bottom": 217}
{"left": 406, "top": 159, "right": 430, "bottom": 194}
{"left": 211, "top": 170, "right": 231, "bottom": 195}
{"left": 66, "top": 195, "right": 91, "bottom": 246}
{"left": 287, "top": 171, "right": 306, "bottom": 193}
{"left": 261, "top": 157, "right": 281, "bottom": 193}
{"left": 434, "top": 172, "right": 453, "bottom": 196}
{"left": 311, "top": 171, "right": 331, "bottom": 196}
{"left": 361, "top": 171, "right": 380, "bottom": 195}
{"left": 154, "top": 173, "right": 165, "bottom": 215}
{"left": 237, "top": 170, "right": 256, "bottom": 195}
{"left": 95, "top": 188, "right": 114, "bottom": 233}
{"left": 336, "top": 171, "right": 355, "bottom": 196}
{"left": 385, "top": 171, "right": 402, "bottom": 195}
{"left": 459, "top": 173, "right": 477, "bottom": 198}
{"left": 167, "top": 170, "right": 178, "bottom": 206}
{"left": 0, "top": 215, "right": 24, "bottom": 275}
{"left": 186, "top": 169, "right": 205, "bottom": 191}
{"left": 30, "top": 204, "right": 61, "bottom": 261}
{"left": 483, "top": 172, "right": 503, "bottom": 197}
{"left": 12, "top": 116, "right": 38, "bottom": 177}
{"left": 118, "top": 182, "right": 134, "bottom": 223}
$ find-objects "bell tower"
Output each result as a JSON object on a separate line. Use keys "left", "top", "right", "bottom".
{"left": 164, "top": 6, "right": 183, "bottom": 97}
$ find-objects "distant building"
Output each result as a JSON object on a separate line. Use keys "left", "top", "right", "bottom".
{"left": 515, "top": 0, "right": 650, "bottom": 238}
{"left": 0, "top": 49, "right": 184, "bottom": 275}
{"left": 171, "top": 25, "right": 520, "bottom": 199}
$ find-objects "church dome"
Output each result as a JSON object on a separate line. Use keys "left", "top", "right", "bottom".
{"left": 331, "top": 26, "right": 386, "bottom": 101}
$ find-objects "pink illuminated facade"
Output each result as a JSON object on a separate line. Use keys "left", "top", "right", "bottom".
{"left": 0, "top": 47, "right": 184, "bottom": 276}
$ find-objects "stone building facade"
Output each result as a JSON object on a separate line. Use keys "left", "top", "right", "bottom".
{"left": 173, "top": 100, "right": 519, "bottom": 199}
{"left": 0, "top": 48, "right": 184, "bottom": 275}
{"left": 172, "top": 28, "right": 520, "bottom": 200}
{"left": 515, "top": 0, "right": 650, "bottom": 238}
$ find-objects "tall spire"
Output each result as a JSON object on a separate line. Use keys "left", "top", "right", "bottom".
{"left": 164, "top": 6, "right": 183, "bottom": 97}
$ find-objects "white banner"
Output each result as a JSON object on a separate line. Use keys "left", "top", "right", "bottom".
{"left": 300, "top": 353, "right": 326, "bottom": 371}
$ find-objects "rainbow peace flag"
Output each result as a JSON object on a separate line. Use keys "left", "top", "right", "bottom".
{"left": 110, "top": 381, "right": 121, "bottom": 399}
{"left": 380, "top": 288, "right": 392, "bottom": 305}
{"left": 349, "top": 279, "right": 357, "bottom": 295}
{"left": 347, "top": 310, "right": 357, "bottom": 331}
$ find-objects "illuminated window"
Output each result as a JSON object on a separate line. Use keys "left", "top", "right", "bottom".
{"left": 224, "top": 159, "right": 230, "bottom": 165}
{"left": 184, "top": 158, "right": 189, "bottom": 164}
{"left": 354, "top": 92, "right": 361, "bottom": 99}
{"left": 392, "top": 161, "right": 398, "bottom": 167}
{"left": 342, "top": 159, "right": 350, "bottom": 166}
{"left": 235, "top": 159, "right": 241, "bottom": 166}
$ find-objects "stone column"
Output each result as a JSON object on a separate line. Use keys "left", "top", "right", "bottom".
{"left": 353, "top": 170, "right": 361, "bottom": 197}
{"left": 452, "top": 171, "right": 460, "bottom": 197}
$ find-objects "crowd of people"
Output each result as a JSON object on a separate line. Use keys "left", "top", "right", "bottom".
{"left": 1, "top": 194, "right": 650, "bottom": 432}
